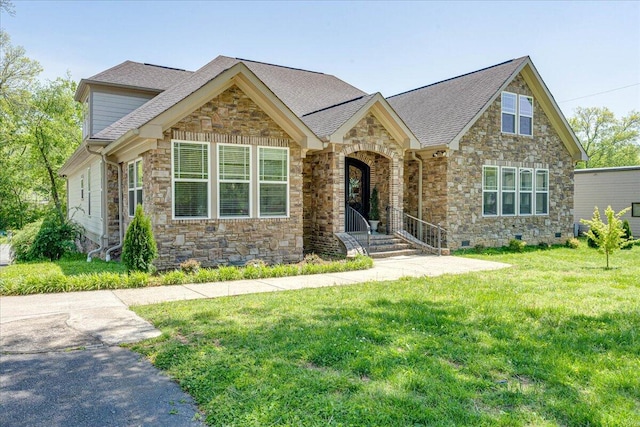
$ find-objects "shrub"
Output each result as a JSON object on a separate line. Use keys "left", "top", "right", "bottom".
{"left": 11, "top": 220, "right": 43, "bottom": 262}
{"left": 587, "top": 227, "right": 600, "bottom": 248}
{"left": 474, "top": 244, "right": 485, "bottom": 254}
{"left": 566, "top": 238, "right": 580, "bottom": 249}
{"left": 508, "top": 239, "right": 526, "bottom": 253}
{"left": 28, "top": 215, "right": 80, "bottom": 261}
{"left": 161, "top": 270, "right": 186, "bottom": 286}
{"left": 621, "top": 220, "right": 633, "bottom": 250}
{"left": 121, "top": 205, "right": 158, "bottom": 273}
{"left": 580, "top": 205, "right": 631, "bottom": 269}
{"left": 302, "top": 253, "right": 324, "bottom": 265}
{"left": 180, "top": 259, "right": 201, "bottom": 274}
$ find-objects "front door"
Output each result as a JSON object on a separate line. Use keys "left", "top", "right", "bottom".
{"left": 345, "top": 158, "right": 370, "bottom": 231}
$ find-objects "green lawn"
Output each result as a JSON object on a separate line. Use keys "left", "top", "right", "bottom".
{"left": 130, "top": 243, "right": 640, "bottom": 426}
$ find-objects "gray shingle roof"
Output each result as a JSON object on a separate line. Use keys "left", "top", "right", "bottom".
{"left": 85, "top": 61, "right": 193, "bottom": 91}
{"left": 93, "top": 56, "right": 367, "bottom": 141}
{"left": 301, "top": 94, "right": 375, "bottom": 138}
{"left": 388, "top": 57, "right": 529, "bottom": 147}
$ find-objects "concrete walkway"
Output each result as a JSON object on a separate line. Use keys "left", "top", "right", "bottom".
{"left": 0, "top": 244, "right": 11, "bottom": 267}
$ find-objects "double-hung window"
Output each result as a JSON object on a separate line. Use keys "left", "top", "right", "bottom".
{"left": 259, "top": 147, "right": 288, "bottom": 217}
{"left": 80, "top": 174, "right": 84, "bottom": 200}
{"left": 128, "top": 159, "right": 143, "bottom": 216}
{"left": 483, "top": 166, "right": 499, "bottom": 216}
{"left": 501, "top": 92, "right": 534, "bottom": 135}
{"left": 218, "top": 144, "right": 251, "bottom": 218}
{"left": 501, "top": 167, "right": 517, "bottom": 216}
{"left": 519, "top": 169, "right": 533, "bottom": 215}
{"left": 535, "top": 170, "right": 549, "bottom": 215}
{"left": 173, "top": 141, "right": 210, "bottom": 218}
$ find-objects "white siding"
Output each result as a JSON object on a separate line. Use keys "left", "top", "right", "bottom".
{"left": 67, "top": 158, "right": 104, "bottom": 242}
{"left": 574, "top": 167, "right": 640, "bottom": 236}
{"left": 91, "top": 91, "right": 154, "bottom": 135}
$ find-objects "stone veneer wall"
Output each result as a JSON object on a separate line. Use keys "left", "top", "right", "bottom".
{"left": 303, "top": 112, "right": 404, "bottom": 255}
{"left": 445, "top": 74, "right": 575, "bottom": 249}
{"left": 121, "top": 84, "right": 304, "bottom": 269}
{"left": 404, "top": 156, "right": 449, "bottom": 226}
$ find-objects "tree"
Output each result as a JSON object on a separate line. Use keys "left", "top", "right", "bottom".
{"left": 580, "top": 205, "right": 631, "bottom": 269}
{"left": 569, "top": 107, "right": 640, "bottom": 169}
{"left": 122, "top": 205, "right": 158, "bottom": 273}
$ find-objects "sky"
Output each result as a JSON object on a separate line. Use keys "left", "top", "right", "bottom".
{"left": 1, "top": 1, "right": 639, "bottom": 118}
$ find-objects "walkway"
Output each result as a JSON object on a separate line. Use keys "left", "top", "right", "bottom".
{"left": 0, "top": 244, "right": 11, "bottom": 267}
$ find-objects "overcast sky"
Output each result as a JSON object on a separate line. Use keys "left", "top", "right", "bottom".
{"left": 2, "top": 1, "right": 638, "bottom": 118}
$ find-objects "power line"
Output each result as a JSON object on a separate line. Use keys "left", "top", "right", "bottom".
{"left": 559, "top": 83, "right": 640, "bottom": 103}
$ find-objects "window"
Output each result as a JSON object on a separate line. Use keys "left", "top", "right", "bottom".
{"left": 128, "top": 159, "right": 143, "bottom": 216}
{"left": 87, "top": 167, "right": 91, "bottom": 216}
{"left": 519, "top": 169, "right": 533, "bottom": 215}
{"left": 632, "top": 203, "right": 640, "bottom": 217}
{"left": 535, "top": 170, "right": 549, "bottom": 215}
{"left": 501, "top": 167, "right": 517, "bottom": 216}
{"left": 218, "top": 144, "right": 251, "bottom": 218}
{"left": 259, "top": 147, "right": 288, "bottom": 217}
{"left": 519, "top": 95, "right": 533, "bottom": 136}
{"left": 80, "top": 174, "right": 84, "bottom": 200}
{"left": 501, "top": 92, "right": 517, "bottom": 134}
{"left": 172, "top": 141, "right": 210, "bottom": 218}
{"left": 501, "top": 92, "right": 534, "bottom": 136}
{"left": 82, "top": 98, "right": 90, "bottom": 140}
{"left": 483, "top": 166, "right": 499, "bottom": 216}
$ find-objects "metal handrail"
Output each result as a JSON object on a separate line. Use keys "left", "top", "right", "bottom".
{"left": 387, "top": 206, "right": 447, "bottom": 255}
{"left": 346, "top": 206, "right": 371, "bottom": 255}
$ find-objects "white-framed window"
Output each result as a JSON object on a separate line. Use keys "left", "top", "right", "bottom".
{"left": 501, "top": 92, "right": 517, "bottom": 134}
{"left": 87, "top": 167, "right": 92, "bottom": 216}
{"left": 128, "top": 159, "right": 143, "bottom": 217}
{"left": 258, "top": 147, "right": 289, "bottom": 217}
{"left": 482, "top": 166, "right": 499, "bottom": 216}
{"left": 519, "top": 95, "right": 533, "bottom": 136}
{"left": 172, "top": 141, "right": 210, "bottom": 219}
{"left": 80, "top": 174, "right": 84, "bottom": 200}
{"left": 519, "top": 168, "right": 533, "bottom": 215}
{"left": 218, "top": 144, "right": 251, "bottom": 218}
{"left": 501, "top": 92, "right": 534, "bottom": 136}
{"left": 535, "top": 169, "right": 549, "bottom": 215}
{"left": 82, "top": 98, "right": 90, "bottom": 140}
{"left": 501, "top": 167, "right": 517, "bottom": 216}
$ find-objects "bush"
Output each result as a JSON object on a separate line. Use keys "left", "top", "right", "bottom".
{"left": 11, "top": 220, "right": 43, "bottom": 262}
{"left": 587, "top": 227, "right": 600, "bottom": 248}
{"left": 508, "top": 239, "right": 526, "bottom": 253}
{"left": 621, "top": 220, "right": 633, "bottom": 250}
{"left": 121, "top": 205, "right": 158, "bottom": 273}
{"left": 180, "top": 259, "right": 201, "bottom": 274}
{"left": 28, "top": 215, "right": 80, "bottom": 261}
{"left": 566, "top": 238, "right": 580, "bottom": 249}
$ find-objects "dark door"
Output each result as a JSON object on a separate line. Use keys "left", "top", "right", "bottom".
{"left": 345, "top": 158, "right": 370, "bottom": 227}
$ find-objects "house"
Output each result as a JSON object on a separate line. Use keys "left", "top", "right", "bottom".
{"left": 574, "top": 166, "right": 640, "bottom": 236}
{"left": 60, "top": 55, "right": 587, "bottom": 269}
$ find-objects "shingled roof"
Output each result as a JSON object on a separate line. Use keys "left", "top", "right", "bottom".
{"left": 388, "top": 56, "right": 529, "bottom": 148}
{"left": 92, "top": 56, "right": 367, "bottom": 141}
{"left": 301, "top": 94, "right": 375, "bottom": 138}
{"left": 83, "top": 61, "right": 193, "bottom": 91}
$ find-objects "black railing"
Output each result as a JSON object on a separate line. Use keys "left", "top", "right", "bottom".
{"left": 346, "top": 206, "right": 370, "bottom": 255}
{"left": 387, "top": 206, "right": 447, "bottom": 255}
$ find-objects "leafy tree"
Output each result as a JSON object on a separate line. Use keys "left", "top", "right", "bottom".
{"left": 122, "top": 205, "right": 158, "bottom": 273}
{"left": 580, "top": 205, "right": 631, "bottom": 269}
{"left": 570, "top": 107, "right": 640, "bottom": 169}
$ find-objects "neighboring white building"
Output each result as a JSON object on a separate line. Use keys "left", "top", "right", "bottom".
{"left": 574, "top": 166, "right": 640, "bottom": 236}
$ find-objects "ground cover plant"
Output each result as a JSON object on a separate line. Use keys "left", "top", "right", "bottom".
{"left": 130, "top": 241, "right": 639, "bottom": 426}
{"left": 0, "top": 254, "right": 372, "bottom": 296}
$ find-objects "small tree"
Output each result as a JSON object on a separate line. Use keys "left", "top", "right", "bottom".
{"left": 580, "top": 205, "right": 631, "bottom": 269}
{"left": 369, "top": 187, "right": 380, "bottom": 220}
{"left": 122, "top": 205, "right": 158, "bottom": 272}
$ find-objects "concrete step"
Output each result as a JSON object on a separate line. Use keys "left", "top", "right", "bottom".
{"left": 369, "top": 248, "right": 424, "bottom": 258}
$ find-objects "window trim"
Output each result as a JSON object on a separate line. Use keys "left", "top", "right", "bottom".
{"left": 482, "top": 165, "right": 500, "bottom": 217}
{"left": 87, "top": 167, "right": 92, "bottom": 216}
{"left": 171, "top": 140, "right": 211, "bottom": 220}
{"left": 80, "top": 174, "right": 84, "bottom": 201}
{"left": 501, "top": 92, "right": 517, "bottom": 135}
{"left": 217, "top": 143, "right": 252, "bottom": 219}
{"left": 519, "top": 95, "right": 534, "bottom": 137}
{"left": 128, "top": 158, "right": 143, "bottom": 217}
{"left": 518, "top": 168, "right": 533, "bottom": 216}
{"left": 258, "top": 146, "right": 290, "bottom": 218}
{"left": 535, "top": 169, "right": 549, "bottom": 216}
{"left": 501, "top": 167, "right": 517, "bottom": 217}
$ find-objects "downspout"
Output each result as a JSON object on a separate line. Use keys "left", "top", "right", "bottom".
{"left": 104, "top": 159, "right": 122, "bottom": 262}
{"left": 85, "top": 145, "right": 106, "bottom": 261}
{"left": 411, "top": 152, "right": 423, "bottom": 221}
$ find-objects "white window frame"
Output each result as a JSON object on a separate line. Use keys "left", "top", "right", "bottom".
{"left": 518, "top": 168, "right": 533, "bottom": 216}
{"left": 80, "top": 174, "right": 84, "bottom": 201}
{"left": 519, "top": 95, "right": 533, "bottom": 137}
{"left": 482, "top": 166, "right": 500, "bottom": 217}
{"left": 501, "top": 167, "right": 517, "bottom": 216}
{"left": 217, "top": 143, "right": 252, "bottom": 219}
{"left": 258, "top": 146, "right": 289, "bottom": 218}
{"left": 535, "top": 169, "right": 549, "bottom": 216}
{"left": 171, "top": 140, "right": 211, "bottom": 220}
{"left": 501, "top": 92, "right": 517, "bottom": 134}
{"left": 128, "top": 159, "right": 143, "bottom": 217}
{"left": 87, "top": 167, "right": 92, "bottom": 216}
{"left": 82, "top": 98, "right": 90, "bottom": 140}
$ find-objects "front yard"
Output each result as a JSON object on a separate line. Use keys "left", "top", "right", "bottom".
{"left": 129, "top": 243, "right": 639, "bottom": 426}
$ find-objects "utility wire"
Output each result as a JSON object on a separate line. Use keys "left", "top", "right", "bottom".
{"left": 559, "top": 83, "right": 640, "bottom": 103}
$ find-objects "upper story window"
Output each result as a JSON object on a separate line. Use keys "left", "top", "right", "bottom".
{"left": 82, "top": 99, "right": 90, "bottom": 140}
{"left": 172, "top": 141, "right": 210, "bottom": 219}
{"left": 501, "top": 92, "right": 534, "bottom": 136}
{"left": 128, "top": 159, "right": 143, "bottom": 217}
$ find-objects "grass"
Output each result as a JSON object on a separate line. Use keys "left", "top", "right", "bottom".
{"left": 129, "top": 241, "right": 640, "bottom": 426}
{"left": 0, "top": 253, "right": 373, "bottom": 295}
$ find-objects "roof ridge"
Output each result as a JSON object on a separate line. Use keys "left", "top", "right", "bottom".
{"left": 142, "top": 63, "right": 189, "bottom": 72}
{"left": 301, "top": 95, "right": 370, "bottom": 117}
{"left": 388, "top": 56, "right": 529, "bottom": 99}
{"left": 236, "top": 57, "right": 326, "bottom": 75}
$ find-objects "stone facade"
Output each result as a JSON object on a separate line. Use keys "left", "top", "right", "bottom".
{"left": 121, "top": 85, "right": 304, "bottom": 269}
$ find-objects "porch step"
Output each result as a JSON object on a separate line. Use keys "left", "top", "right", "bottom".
{"left": 368, "top": 234, "right": 423, "bottom": 258}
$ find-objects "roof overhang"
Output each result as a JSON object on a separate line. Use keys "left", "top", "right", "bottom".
{"left": 59, "top": 139, "right": 110, "bottom": 177}
{"left": 327, "top": 93, "right": 420, "bottom": 150}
